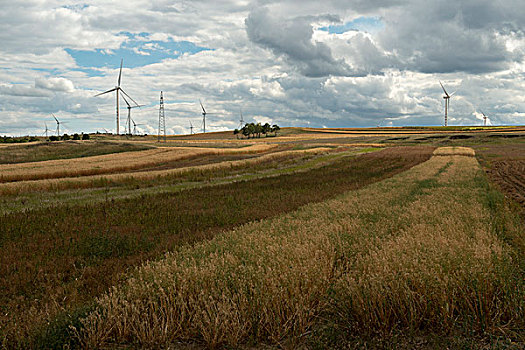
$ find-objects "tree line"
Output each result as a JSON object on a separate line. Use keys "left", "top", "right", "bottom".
{"left": 233, "top": 123, "right": 280, "bottom": 139}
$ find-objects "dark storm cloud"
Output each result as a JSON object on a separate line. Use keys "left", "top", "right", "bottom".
{"left": 245, "top": 7, "right": 360, "bottom": 77}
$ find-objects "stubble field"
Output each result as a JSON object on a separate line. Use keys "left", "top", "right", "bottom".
{"left": 0, "top": 127, "right": 524, "bottom": 349}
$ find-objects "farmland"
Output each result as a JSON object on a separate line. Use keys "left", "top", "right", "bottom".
{"left": 0, "top": 127, "right": 524, "bottom": 349}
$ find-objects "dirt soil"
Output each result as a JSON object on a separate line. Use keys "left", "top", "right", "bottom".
{"left": 474, "top": 144, "right": 525, "bottom": 218}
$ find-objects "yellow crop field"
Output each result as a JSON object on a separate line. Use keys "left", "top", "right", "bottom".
{"left": 0, "top": 143, "right": 277, "bottom": 183}
{"left": 0, "top": 147, "right": 333, "bottom": 195}
{"left": 433, "top": 146, "right": 476, "bottom": 156}
{"left": 75, "top": 148, "right": 523, "bottom": 348}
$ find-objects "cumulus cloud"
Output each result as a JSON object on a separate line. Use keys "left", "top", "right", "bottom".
{"left": 35, "top": 77, "right": 75, "bottom": 92}
{"left": 245, "top": 7, "right": 356, "bottom": 77}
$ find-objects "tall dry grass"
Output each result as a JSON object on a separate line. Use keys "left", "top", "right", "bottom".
{"left": 433, "top": 146, "right": 475, "bottom": 156}
{"left": 75, "top": 149, "right": 524, "bottom": 348}
{"left": 0, "top": 144, "right": 277, "bottom": 183}
{"left": 0, "top": 147, "right": 332, "bottom": 195}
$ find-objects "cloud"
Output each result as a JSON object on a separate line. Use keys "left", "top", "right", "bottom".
{"left": 35, "top": 77, "right": 75, "bottom": 92}
{"left": 245, "top": 7, "right": 356, "bottom": 77}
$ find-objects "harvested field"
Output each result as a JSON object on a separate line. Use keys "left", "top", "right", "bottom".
{"left": 0, "top": 141, "right": 151, "bottom": 164}
{"left": 75, "top": 149, "right": 524, "bottom": 348}
{"left": 0, "top": 147, "right": 332, "bottom": 195}
{"left": 0, "top": 146, "right": 434, "bottom": 347}
{"left": 0, "top": 144, "right": 277, "bottom": 183}
{"left": 475, "top": 144, "right": 525, "bottom": 219}
{"left": 433, "top": 146, "right": 476, "bottom": 156}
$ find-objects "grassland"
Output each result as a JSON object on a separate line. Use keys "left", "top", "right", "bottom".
{"left": 74, "top": 148, "right": 524, "bottom": 348}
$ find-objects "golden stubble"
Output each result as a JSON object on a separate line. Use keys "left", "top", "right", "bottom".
{"left": 0, "top": 144, "right": 278, "bottom": 183}
{"left": 0, "top": 147, "right": 332, "bottom": 195}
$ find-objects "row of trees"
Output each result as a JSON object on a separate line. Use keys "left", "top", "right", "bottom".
{"left": 48, "top": 133, "right": 90, "bottom": 141}
{"left": 234, "top": 123, "right": 280, "bottom": 139}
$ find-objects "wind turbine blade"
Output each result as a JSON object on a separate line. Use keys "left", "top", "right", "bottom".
{"left": 449, "top": 89, "right": 459, "bottom": 97}
{"left": 439, "top": 81, "right": 449, "bottom": 97}
{"left": 52, "top": 114, "right": 58, "bottom": 123}
{"left": 199, "top": 99, "right": 206, "bottom": 114}
{"left": 121, "top": 93, "right": 131, "bottom": 108}
{"left": 95, "top": 87, "right": 117, "bottom": 97}
{"left": 118, "top": 59, "right": 123, "bottom": 87}
{"left": 119, "top": 88, "right": 140, "bottom": 107}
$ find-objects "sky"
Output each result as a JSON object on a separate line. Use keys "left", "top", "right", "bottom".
{"left": 1, "top": 0, "right": 524, "bottom": 136}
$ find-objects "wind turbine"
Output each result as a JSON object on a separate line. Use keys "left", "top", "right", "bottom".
{"left": 121, "top": 94, "right": 144, "bottom": 135}
{"left": 439, "top": 81, "right": 458, "bottom": 127}
{"left": 199, "top": 100, "right": 217, "bottom": 133}
{"left": 239, "top": 108, "right": 245, "bottom": 128}
{"left": 131, "top": 118, "right": 144, "bottom": 136}
{"left": 189, "top": 121, "right": 195, "bottom": 135}
{"left": 43, "top": 122, "right": 51, "bottom": 138}
{"left": 52, "top": 114, "right": 61, "bottom": 136}
{"left": 94, "top": 59, "right": 139, "bottom": 135}
{"left": 480, "top": 110, "right": 488, "bottom": 127}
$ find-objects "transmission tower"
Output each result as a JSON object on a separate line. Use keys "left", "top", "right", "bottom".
{"left": 158, "top": 91, "right": 166, "bottom": 142}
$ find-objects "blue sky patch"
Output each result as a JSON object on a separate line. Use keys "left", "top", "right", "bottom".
{"left": 66, "top": 32, "right": 211, "bottom": 75}
{"left": 320, "top": 16, "right": 384, "bottom": 34}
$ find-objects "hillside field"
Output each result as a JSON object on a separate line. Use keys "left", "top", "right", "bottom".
{"left": 0, "top": 127, "right": 524, "bottom": 349}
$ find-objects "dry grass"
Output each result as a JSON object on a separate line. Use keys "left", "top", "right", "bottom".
{"left": 76, "top": 148, "right": 523, "bottom": 348}
{"left": 0, "top": 147, "right": 331, "bottom": 195}
{"left": 433, "top": 146, "right": 476, "bottom": 156}
{"left": 0, "top": 144, "right": 277, "bottom": 183}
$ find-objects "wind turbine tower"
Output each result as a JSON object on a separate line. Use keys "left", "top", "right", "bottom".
{"left": 158, "top": 91, "right": 166, "bottom": 142}
{"left": 189, "top": 121, "right": 194, "bottom": 135}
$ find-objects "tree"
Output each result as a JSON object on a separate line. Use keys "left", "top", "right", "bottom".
{"left": 254, "top": 123, "right": 263, "bottom": 138}
{"left": 73, "top": 133, "right": 80, "bottom": 140}
{"left": 49, "top": 135, "right": 59, "bottom": 141}
{"left": 61, "top": 134, "right": 70, "bottom": 141}
{"left": 233, "top": 129, "right": 240, "bottom": 139}
{"left": 82, "top": 133, "right": 90, "bottom": 140}
{"left": 262, "top": 123, "right": 271, "bottom": 137}
{"left": 271, "top": 124, "right": 280, "bottom": 136}
{"left": 247, "top": 123, "right": 256, "bottom": 138}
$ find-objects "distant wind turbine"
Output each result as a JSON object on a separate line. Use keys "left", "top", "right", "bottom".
{"left": 189, "top": 120, "right": 195, "bottom": 135}
{"left": 480, "top": 110, "right": 488, "bottom": 126}
{"left": 52, "top": 114, "right": 61, "bottom": 136}
{"left": 43, "top": 122, "right": 50, "bottom": 138}
{"left": 239, "top": 108, "right": 245, "bottom": 128}
{"left": 94, "top": 59, "right": 139, "bottom": 134}
{"left": 121, "top": 94, "right": 144, "bottom": 135}
{"left": 439, "top": 81, "right": 458, "bottom": 127}
{"left": 199, "top": 100, "right": 217, "bottom": 133}
{"left": 131, "top": 118, "right": 144, "bottom": 136}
